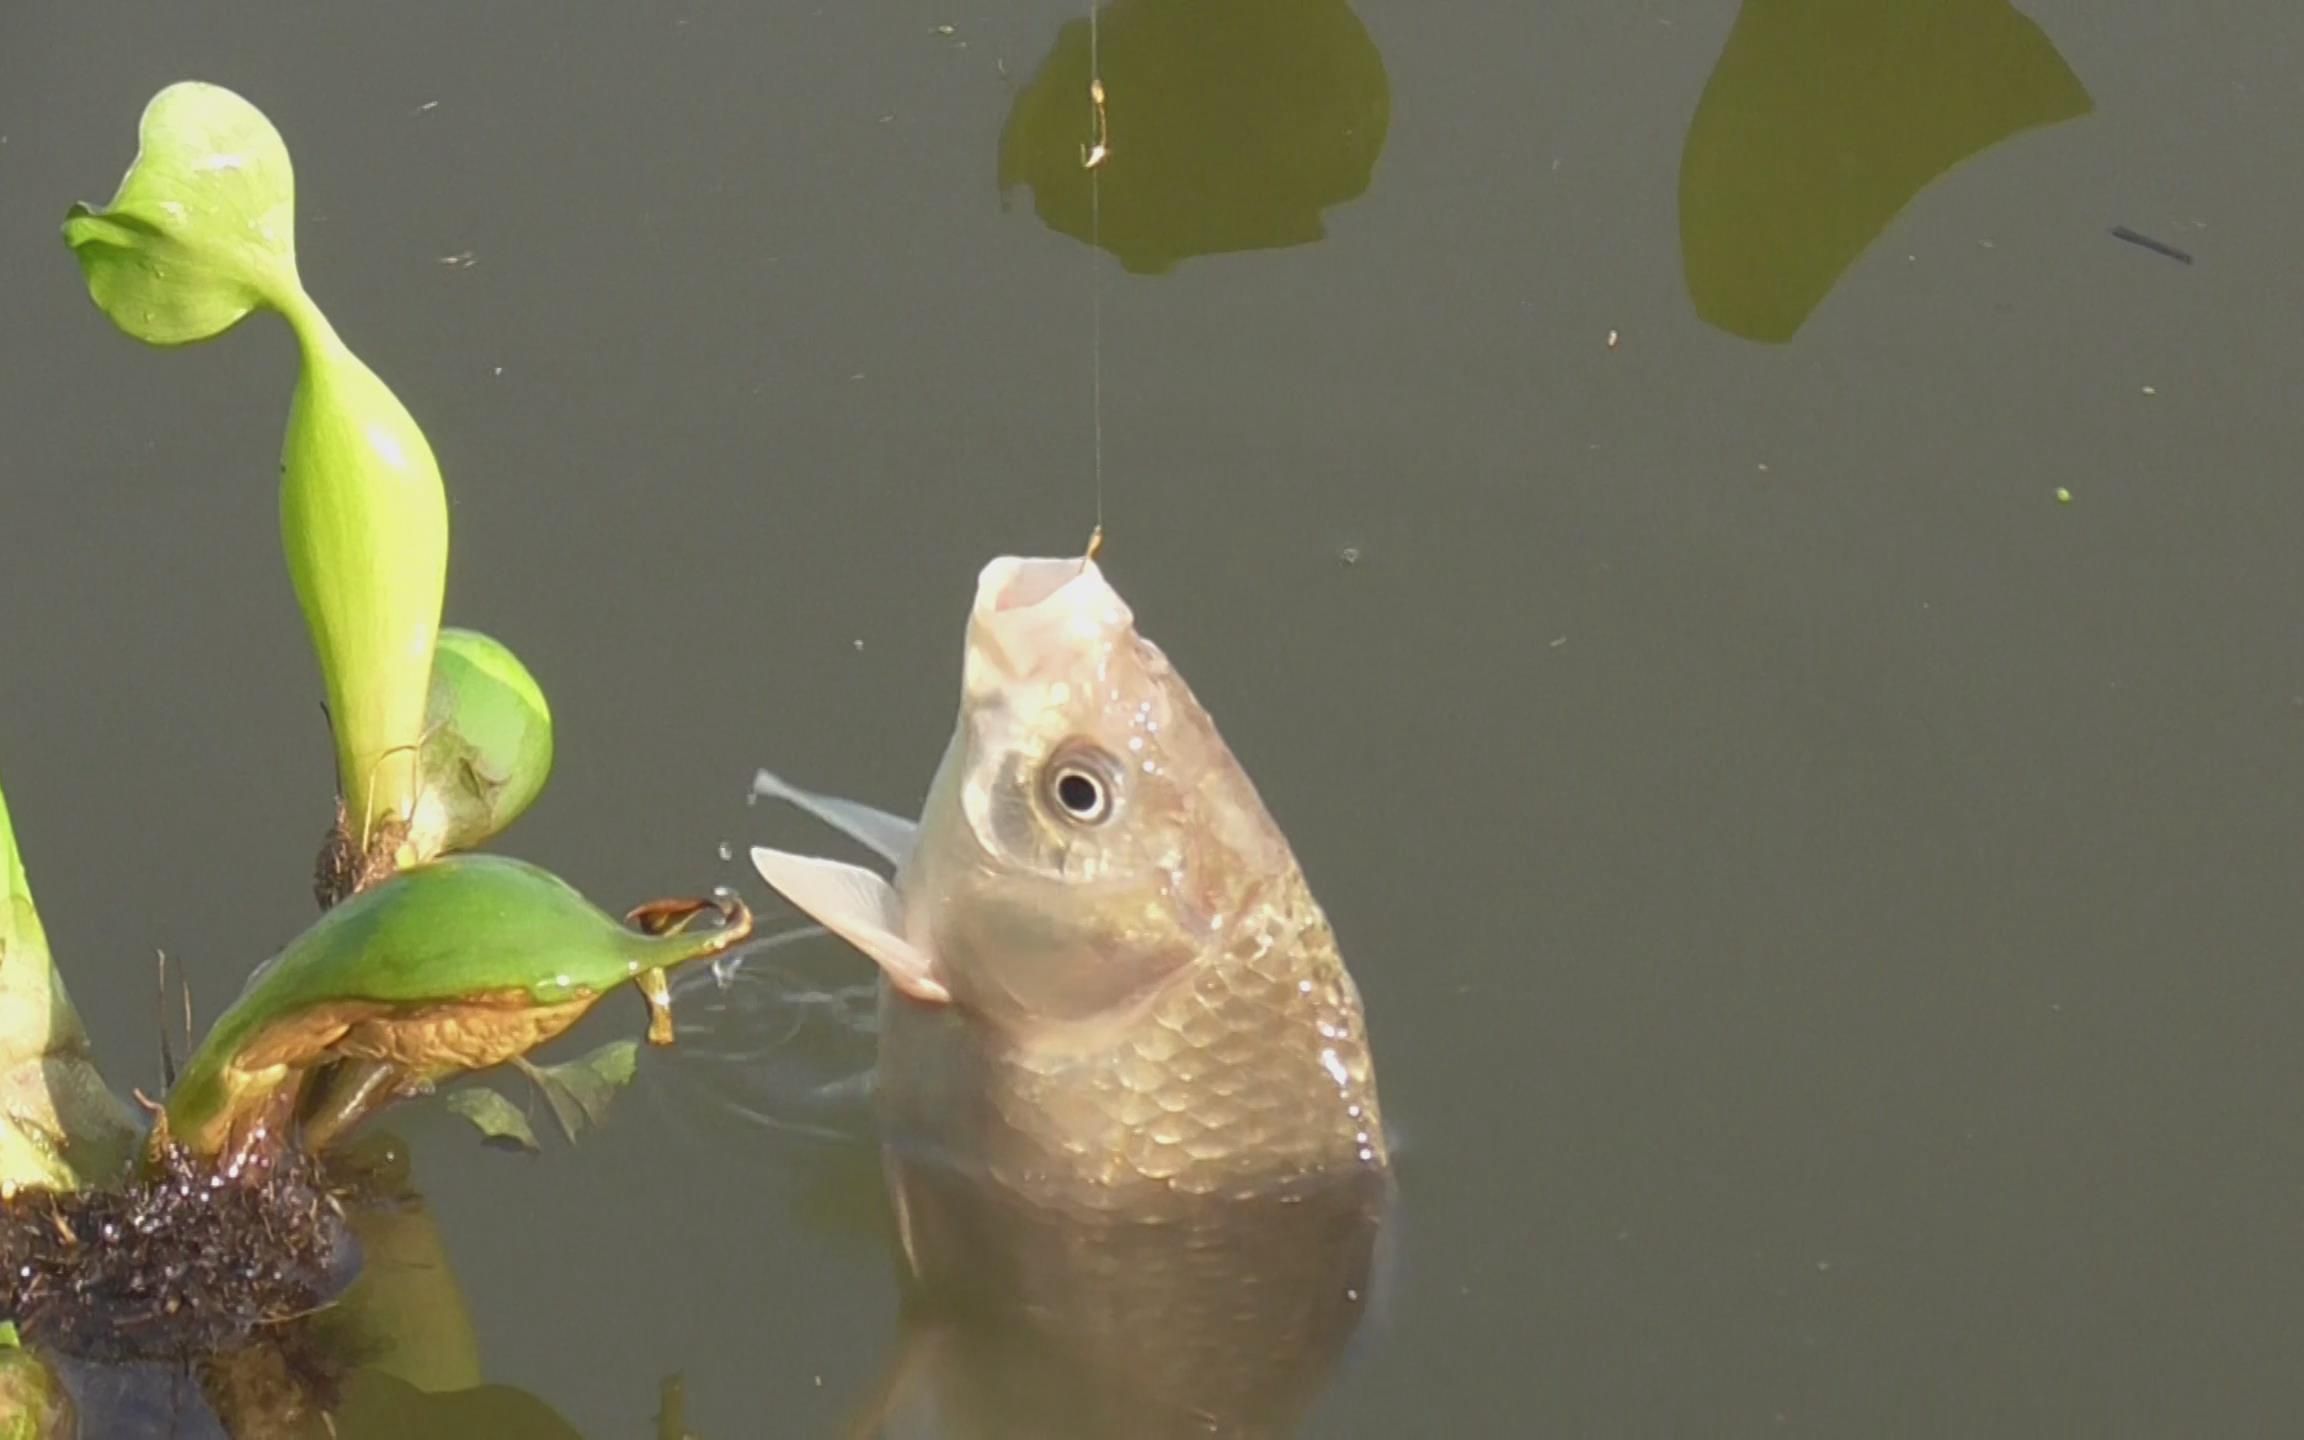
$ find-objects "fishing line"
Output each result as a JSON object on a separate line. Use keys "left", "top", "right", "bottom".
{"left": 1085, "top": 1, "right": 1109, "bottom": 558}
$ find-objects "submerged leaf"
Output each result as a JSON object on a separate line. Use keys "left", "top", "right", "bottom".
{"left": 164, "top": 855, "right": 752, "bottom": 1157}
{"left": 311, "top": 1132, "right": 486, "bottom": 1394}
{"left": 0, "top": 769, "right": 135, "bottom": 1194}
{"left": 656, "top": 1374, "right": 696, "bottom": 1440}
{"left": 61, "top": 81, "right": 298, "bottom": 345}
{"left": 413, "top": 629, "right": 555, "bottom": 858}
{"left": 444, "top": 1088, "right": 540, "bottom": 1154}
{"left": 332, "top": 1369, "right": 585, "bottom": 1440}
{"left": 515, "top": 1038, "right": 641, "bottom": 1143}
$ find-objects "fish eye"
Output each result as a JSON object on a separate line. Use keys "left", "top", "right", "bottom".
{"left": 1042, "top": 747, "right": 1120, "bottom": 826}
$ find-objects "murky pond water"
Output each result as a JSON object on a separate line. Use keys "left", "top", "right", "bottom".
{"left": 5, "top": 0, "right": 2303, "bottom": 1433}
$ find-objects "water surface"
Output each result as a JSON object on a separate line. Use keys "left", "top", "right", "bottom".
{"left": 4, "top": 1, "right": 2302, "bottom": 1433}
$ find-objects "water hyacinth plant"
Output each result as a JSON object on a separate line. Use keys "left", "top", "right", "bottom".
{"left": 48, "top": 74, "right": 737, "bottom": 1162}
{"left": 64, "top": 80, "right": 452, "bottom": 881}
{"left": 0, "top": 80, "right": 742, "bottom": 1434}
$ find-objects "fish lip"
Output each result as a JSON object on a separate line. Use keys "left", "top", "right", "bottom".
{"left": 968, "top": 555, "right": 1133, "bottom": 687}
{"left": 977, "top": 556, "right": 1091, "bottom": 615}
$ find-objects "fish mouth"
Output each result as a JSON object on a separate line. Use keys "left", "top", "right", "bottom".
{"left": 980, "top": 556, "right": 1089, "bottom": 615}
{"left": 968, "top": 556, "right": 1133, "bottom": 686}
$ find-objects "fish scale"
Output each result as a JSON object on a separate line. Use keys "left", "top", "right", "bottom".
{"left": 917, "top": 868, "right": 1383, "bottom": 1214}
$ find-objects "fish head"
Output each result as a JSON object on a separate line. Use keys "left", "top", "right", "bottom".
{"left": 900, "top": 555, "right": 1293, "bottom": 1035}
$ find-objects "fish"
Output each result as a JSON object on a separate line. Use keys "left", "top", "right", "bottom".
{"left": 748, "top": 554, "right": 1390, "bottom": 1436}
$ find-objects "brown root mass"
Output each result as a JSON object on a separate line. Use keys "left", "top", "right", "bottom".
{"left": 312, "top": 798, "right": 408, "bottom": 910}
{"left": 0, "top": 1137, "right": 358, "bottom": 1365}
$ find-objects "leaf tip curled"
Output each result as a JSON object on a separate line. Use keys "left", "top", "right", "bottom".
{"left": 64, "top": 79, "right": 302, "bottom": 347}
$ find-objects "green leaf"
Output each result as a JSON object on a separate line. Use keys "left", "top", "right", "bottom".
{"left": 414, "top": 628, "right": 555, "bottom": 858}
{"left": 163, "top": 855, "right": 751, "bottom": 1156}
{"left": 62, "top": 80, "right": 298, "bottom": 345}
{"left": 515, "top": 1038, "right": 640, "bottom": 1143}
{"left": 0, "top": 768, "right": 135, "bottom": 1194}
{"left": 445, "top": 1087, "right": 540, "bottom": 1154}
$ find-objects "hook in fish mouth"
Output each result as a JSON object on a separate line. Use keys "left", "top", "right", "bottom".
{"left": 968, "top": 554, "right": 1136, "bottom": 691}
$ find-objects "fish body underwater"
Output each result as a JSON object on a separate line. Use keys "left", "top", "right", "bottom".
{"left": 750, "top": 555, "right": 1390, "bottom": 1437}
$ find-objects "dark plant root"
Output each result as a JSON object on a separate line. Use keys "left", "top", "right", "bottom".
{"left": 312, "top": 797, "right": 408, "bottom": 910}
{"left": 0, "top": 1137, "right": 363, "bottom": 1372}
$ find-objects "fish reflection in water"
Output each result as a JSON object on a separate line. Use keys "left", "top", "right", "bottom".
{"left": 861, "top": 1155, "right": 1389, "bottom": 1439}
{"left": 746, "top": 556, "right": 1392, "bottom": 1437}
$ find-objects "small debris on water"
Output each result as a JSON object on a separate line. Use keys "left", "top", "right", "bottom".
{"left": 1606, "top": 329, "right": 1619, "bottom": 349}
{"left": 1337, "top": 545, "right": 1362, "bottom": 566}
{"left": 933, "top": 23, "right": 955, "bottom": 35}
{"left": 717, "top": 841, "right": 733, "bottom": 861}
{"left": 2140, "top": 385, "right": 2157, "bottom": 396}
{"left": 1549, "top": 636, "right": 1568, "bottom": 648}
{"left": 415, "top": 100, "right": 440, "bottom": 114}
{"left": 2110, "top": 225, "right": 2194, "bottom": 265}
{"left": 492, "top": 365, "right": 503, "bottom": 377}
{"left": 852, "top": 638, "right": 866, "bottom": 651}
{"left": 2054, "top": 487, "right": 2073, "bottom": 504}
{"left": 437, "top": 250, "right": 477, "bottom": 269}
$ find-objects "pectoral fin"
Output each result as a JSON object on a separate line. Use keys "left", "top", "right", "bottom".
{"left": 748, "top": 847, "right": 948, "bottom": 1003}
{"left": 752, "top": 768, "right": 919, "bottom": 869}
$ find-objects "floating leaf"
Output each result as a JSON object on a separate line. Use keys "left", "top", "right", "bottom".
{"left": 61, "top": 81, "right": 297, "bottom": 345}
{"left": 164, "top": 855, "right": 752, "bottom": 1157}
{"left": 444, "top": 1088, "right": 540, "bottom": 1154}
{"left": 999, "top": 0, "right": 1389, "bottom": 274}
{"left": 0, "top": 768, "right": 135, "bottom": 1194}
{"left": 412, "top": 628, "right": 555, "bottom": 859}
{"left": 514, "top": 1038, "right": 640, "bottom": 1143}
{"left": 1680, "top": 0, "right": 2092, "bottom": 342}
